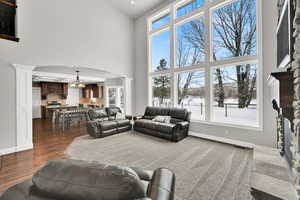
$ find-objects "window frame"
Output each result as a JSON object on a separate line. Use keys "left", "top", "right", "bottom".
{"left": 147, "top": 0, "right": 263, "bottom": 130}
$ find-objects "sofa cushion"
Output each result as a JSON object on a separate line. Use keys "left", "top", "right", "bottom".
{"left": 168, "top": 108, "right": 188, "bottom": 121}
{"left": 144, "top": 115, "right": 155, "bottom": 120}
{"left": 116, "top": 119, "right": 130, "bottom": 127}
{"left": 155, "top": 123, "right": 175, "bottom": 134}
{"left": 135, "top": 119, "right": 156, "bottom": 130}
{"left": 99, "top": 121, "right": 117, "bottom": 131}
{"left": 107, "top": 107, "right": 122, "bottom": 117}
{"left": 170, "top": 118, "right": 184, "bottom": 124}
{"left": 144, "top": 107, "right": 169, "bottom": 117}
{"left": 88, "top": 108, "right": 108, "bottom": 120}
{"left": 32, "top": 160, "right": 146, "bottom": 200}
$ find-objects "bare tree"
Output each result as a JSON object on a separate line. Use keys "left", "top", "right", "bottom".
{"left": 177, "top": 19, "right": 205, "bottom": 105}
{"left": 153, "top": 59, "right": 171, "bottom": 105}
{"left": 213, "top": 0, "right": 257, "bottom": 108}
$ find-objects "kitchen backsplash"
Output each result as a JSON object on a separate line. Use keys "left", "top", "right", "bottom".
{"left": 41, "top": 93, "right": 66, "bottom": 106}
{"left": 80, "top": 97, "right": 104, "bottom": 105}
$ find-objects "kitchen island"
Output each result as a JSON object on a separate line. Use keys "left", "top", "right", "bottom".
{"left": 41, "top": 105, "right": 78, "bottom": 120}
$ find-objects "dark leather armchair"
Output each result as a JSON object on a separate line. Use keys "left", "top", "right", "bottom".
{"left": 134, "top": 107, "right": 191, "bottom": 142}
{"left": 1, "top": 160, "right": 176, "bottom": 200}
{"left": 86, "top": 107, "right": 132, "bottom": 138}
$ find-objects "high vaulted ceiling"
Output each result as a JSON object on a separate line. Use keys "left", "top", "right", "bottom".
{"left": 108, "top": 0, "right": 169, "bottom": 19}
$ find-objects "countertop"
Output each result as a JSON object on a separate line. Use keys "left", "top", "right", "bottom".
{"left": 43, "top": 105, "right": 78, "bottom": 109}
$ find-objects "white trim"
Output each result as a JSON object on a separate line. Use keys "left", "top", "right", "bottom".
{"left": 0, "top": 147, "right": 16, "bottom": 155}
{"left": 16, "top": 144, "right": 33, "bottom": 152}
{"left": 189, "top": 131, "right": 255, "bottom": 149}
{"left": 14, "top": 64, "right": 35, "bottom": 154}
{"left": 266, "top": 75, "right": 278, "bottom": 87}
{"left": 14, "top": 64, "right": 36, "bottom": 70}
{"left": 191, "top": 118, "right": 262, "bottom": 131}
{"left": 0, "top": 144, "right": 33, "bottom": 156}
{"left": 32, "top": 71, "right": 106, "bottom": 82}
{"left": 148, "top": 8, "right": 170, "bottom": 32}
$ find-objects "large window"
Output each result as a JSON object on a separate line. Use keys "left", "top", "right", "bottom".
{"left": 148, "top": 0, "right": 261, "bottom": 128}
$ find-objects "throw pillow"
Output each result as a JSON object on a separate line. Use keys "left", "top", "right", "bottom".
{"left": 152, "top": 115, "right": 171, "bottom": 123}
{"left": 116, "top": 112, "right": 125, "bottom": 120}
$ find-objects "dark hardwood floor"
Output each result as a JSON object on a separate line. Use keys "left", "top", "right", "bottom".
{"left": 0, "top": 119, "right": 87, "bottom": 193}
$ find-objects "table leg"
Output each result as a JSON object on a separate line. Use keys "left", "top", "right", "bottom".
{"left": 62, "top": 114, "right": 65, "bottom": 131}
{"left": 0, "top": 155, "right": 3, "bottom": 170}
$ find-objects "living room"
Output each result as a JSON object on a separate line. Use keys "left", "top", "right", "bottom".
{"left": 0, "top": 0, "right": 298, "bottom": 199}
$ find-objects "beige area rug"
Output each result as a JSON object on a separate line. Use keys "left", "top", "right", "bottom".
{"left": 65, "top": 132, "right": 253, "bottom": 200}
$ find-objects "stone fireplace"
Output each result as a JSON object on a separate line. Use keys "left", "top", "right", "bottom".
{"left": 292, "top": 0, "right": 300, "bottom": 197}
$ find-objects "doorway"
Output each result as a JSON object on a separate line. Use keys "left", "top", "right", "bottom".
{"left": 107, "top": 87, "right": 124, "bottom": 111}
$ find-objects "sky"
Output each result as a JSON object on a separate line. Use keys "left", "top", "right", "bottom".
{"left": 151, "top": 0, "right": 205, "bottom": 71}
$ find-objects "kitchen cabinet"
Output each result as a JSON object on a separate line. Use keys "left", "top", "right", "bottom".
{"left": 82, "top": 84, "right": 99, "bottom": 99}
{"left": 62, "top": 83, "right": 68, "bottom": 99}
{"left": 40, "top": 82, "right": 68, "bottom": 100}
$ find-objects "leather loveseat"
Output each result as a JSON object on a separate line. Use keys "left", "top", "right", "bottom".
{"left": 134, "top": 107, "right": 191, "bottom": 142}
{"left": 86, "top": 107, "right": 132, "bottom": 138}
{"left": 0, "top": 159, "right": 176, "bottom": 200}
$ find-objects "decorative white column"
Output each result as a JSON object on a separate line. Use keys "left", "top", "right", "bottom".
{"left": 14, "top": 64, "right": 35, "bottom": 152}
{"left": 123, "top": 77, "right": 133, "bottom": 115}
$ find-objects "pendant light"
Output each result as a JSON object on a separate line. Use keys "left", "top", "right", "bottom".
{"left": 70, "top": 70, "right": 85, "bottom": 88}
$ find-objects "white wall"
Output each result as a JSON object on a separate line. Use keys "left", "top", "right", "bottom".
{"left": 134, "top": 0, "right": 278, "bottom": 147}
{"left": 0, "top": 60, "right": 16, "bottom": 151}
{"left": 0, "top": 0, "right": 134, "bottom": 77}
{"left": 0, "top": 0, "right": 135, "bottom": 153}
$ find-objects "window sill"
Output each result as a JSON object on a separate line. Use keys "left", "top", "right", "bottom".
{"left": 190, "top": 120, "right": 263, "bottom": 132}
{"left": 0, "top": 34, "right": 19, "bottom": 42}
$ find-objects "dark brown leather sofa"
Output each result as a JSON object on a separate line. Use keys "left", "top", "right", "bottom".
{"left": 86, "top": 107, "right": 132, "bottom": 138}
{"left": 0, "top": 159, "right": 176, "bottom": 200}
{"left": 134, "top": 107, "right": 191, "bottom": 142}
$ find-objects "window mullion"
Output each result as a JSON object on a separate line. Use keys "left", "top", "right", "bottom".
{"left": 204, "top": 9, "right": 211, "bottom": 122}
{"left": 170, "top": 6, "right": 176, "bottom": 108}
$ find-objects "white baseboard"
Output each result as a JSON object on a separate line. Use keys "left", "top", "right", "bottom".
{"left": 189, "top": 132, "right": 255, "bottom": 149}
{"left": 16, "top": 144, "right": 33, "bottom": 152}
{"left": 0, "top": 144, "right": 33, "bottom": 155}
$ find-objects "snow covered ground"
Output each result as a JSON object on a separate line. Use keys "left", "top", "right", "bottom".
{"left": 154, "top": 97, "right": 258, "bottom": 127}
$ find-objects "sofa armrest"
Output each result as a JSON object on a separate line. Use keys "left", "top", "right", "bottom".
{"left": 172, "top": 121, "right": 190, "bottom": 142}
{"left": 126, "top": 115, "right": 133, "bottom": 120}
{"left": 175, "top": 121, "right": 189, "bottom": 128}
{"left": 86, "top": 120, "right": 102, "bottom": 138}
{"left": 147, "top": 168, "right": 175, "bottom": 200}
{"left": 134, "top": 115, "right": 144, "bottom": 121}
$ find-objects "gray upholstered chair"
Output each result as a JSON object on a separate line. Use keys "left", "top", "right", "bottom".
{"left": 0, "top": 159, "right": 176, "bottom": 200}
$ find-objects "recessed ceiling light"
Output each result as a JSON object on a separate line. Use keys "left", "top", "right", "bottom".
{"left": 130, "top": 0, "right": 135, "bottom": 5}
